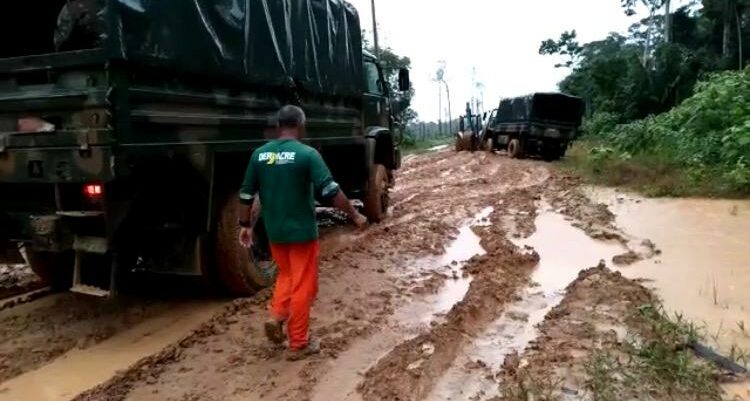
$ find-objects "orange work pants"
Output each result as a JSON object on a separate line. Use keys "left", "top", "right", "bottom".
{"left": 268, "top": 240, "right": 320, "bottom": 350}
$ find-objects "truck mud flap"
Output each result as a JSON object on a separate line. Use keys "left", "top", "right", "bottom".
{"left": 0, "top": 242, "right": 25, "bottom": 264}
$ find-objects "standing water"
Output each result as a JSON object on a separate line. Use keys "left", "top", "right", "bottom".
{"left": 587, "top": 188, "right": 750, "bottom": 399}
{"left": 426, "top": 208, "right": 625, "bottom": 401}
{"left": 587, "top": 188, "right": 750, "bottom": 354}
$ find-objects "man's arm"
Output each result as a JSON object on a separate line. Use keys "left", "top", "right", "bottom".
{"left": 239, "top": 197, "right": 261, "bottom": 228}
{"left": 309, "top": 149, "right": 367, "bottom": 227}
{"left": 239, "top": 152, "right": 260, "bottom": 247}
{"left": 331, "top": 190, "right": 367, "bottom": 227}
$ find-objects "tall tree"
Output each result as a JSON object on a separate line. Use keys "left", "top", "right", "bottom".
{"left": 622, "top": 0, "right": 670, "bottom": 65}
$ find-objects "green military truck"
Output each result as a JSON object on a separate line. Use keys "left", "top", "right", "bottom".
{"left": 0, "top": 0, "right": 409, "bottom": 297}
{"left": 482, "top": 93, "right": 584, "bottom": 160}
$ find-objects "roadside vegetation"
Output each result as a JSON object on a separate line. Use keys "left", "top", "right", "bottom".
{"left": 400, "top": 134, "right": 452, "bottom": 155}
{"left": 567, "top": 68, "right": 750, "bottom": 197}
{"left": 541, "top": 1, "right": 750, "bottom": 197}
{"left": 583, "top": 304, "right": 721, "bottom": 401}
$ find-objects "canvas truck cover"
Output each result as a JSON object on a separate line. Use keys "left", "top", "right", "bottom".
{"left": 0, "top": 0, "right": 364, "bottom": 98}
{"left": 496, "top": 93, "right": 584, "bottom": 126}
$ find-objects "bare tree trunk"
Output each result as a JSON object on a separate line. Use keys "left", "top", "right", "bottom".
{"left": 737, "top": 4, "right": 744, "bottom": 69}
{"left": 723, "top": 0, "right": 733, "bottom": 58}
{"left": 643, "top": 9, "right": 655, "bottom": 67}
{"left": 664, "top": 0, "right": 672, "bottom": 43}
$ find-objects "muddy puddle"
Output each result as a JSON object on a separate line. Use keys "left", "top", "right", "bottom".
{"left": 588, "top": 189, "right": 750, "bottom": 355}
{"left": 395, "top": 207, "right": 493, "bottom": 332}
{"left": 0, "top": 301, "right": 224, "bottom": 401}
{"left": 313, "top": 209, "right": 491, "bottom": 401}
{"left": 426, "top": 208, "right": 625, "bottom": 401}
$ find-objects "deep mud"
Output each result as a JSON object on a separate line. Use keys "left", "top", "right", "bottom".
{"left": 0, "top": 263, "right": 44, "bottom": 301}
{"left": 0, "top": 149, "right": 743, "bottom": 401}
{"left": 0, "top": 294, "right": 184, "bottom": 384}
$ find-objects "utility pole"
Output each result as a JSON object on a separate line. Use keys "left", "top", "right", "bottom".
{"left": 438, "top": 85, "right": 443, "bottom": 136}
{"left": 371, "top": 0, "right": 380, "bottom": 57}
{"left": 443, "top": 81, "right": 452, "bottom": 135}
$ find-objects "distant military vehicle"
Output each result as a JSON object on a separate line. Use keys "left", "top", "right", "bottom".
{"left": 454, "top": 102, "right": 487, "bottom": 152}
{"left": 482, "top": 93, "right": 584, "bottom": 160}
{"left": 0, "top": 0, "right": 410, "bottom": 297}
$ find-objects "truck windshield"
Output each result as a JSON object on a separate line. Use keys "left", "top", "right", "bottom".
{"left": 0, "top": 0, "right": 104, "bottom": 58}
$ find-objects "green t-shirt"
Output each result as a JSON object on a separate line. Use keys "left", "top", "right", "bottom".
{"left": 239, "top": 139, "right": 339, "bottom": 244}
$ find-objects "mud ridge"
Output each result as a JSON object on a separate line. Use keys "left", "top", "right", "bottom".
{"left": 494, "top": 265, "right": 727, "bottom": 401}
{"left": 358, "top": 207, "right": 540, "bottom": 401}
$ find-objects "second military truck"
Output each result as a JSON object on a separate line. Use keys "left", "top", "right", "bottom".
{"left": 482, "top": 93, "right": 584, "bottom": 160}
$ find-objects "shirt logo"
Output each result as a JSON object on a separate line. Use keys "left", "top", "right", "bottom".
{"left": 259, "top": 151, "right": 296, "bottom": 165}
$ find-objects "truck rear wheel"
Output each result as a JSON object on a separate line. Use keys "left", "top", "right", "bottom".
{"left": 455, "top": 135, "right": 464, "bottom": 152}
{"left": 363, "top": 164, "right": 389, "bottom": 223}
{"left": 508, "top": 139, "right": 525, "bottom": 159}
{"left": 214, "top": 193, "right": 276, "bottom": 296}
{"left": 483, "top": 137, "right": 494, "bottom": 152}
{"left": 25, "top": 250, "right": 73, "bottom": 290}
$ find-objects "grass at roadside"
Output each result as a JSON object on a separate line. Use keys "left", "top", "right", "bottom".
{"left": 583, "top": 304, "right": 722, "bottom": 401}
{"left": 563, "top": 140, "right": 749, "bottom": 198}
{"left": 503, "top": 303, "right": 731, "bottom": 401}
{"left": 401, "top": 136, "right": 453, "bottom": 155}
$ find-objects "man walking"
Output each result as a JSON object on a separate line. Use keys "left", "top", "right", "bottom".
{"left": 238, "top": 105, "right": 367, "bottom": 360}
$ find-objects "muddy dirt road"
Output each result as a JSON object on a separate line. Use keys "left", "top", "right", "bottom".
{"left": 0, "top": 149, "right": 746, "bottom": 401}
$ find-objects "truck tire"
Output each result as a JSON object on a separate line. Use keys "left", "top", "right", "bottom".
{"left": 483, "top": 137, "right": 494, "bottom": 153}
{"left": 25, "top": 251, "right": 73, "bottom": 290}
{"left": 454, "top": 135, "right": 464, "bottom": 152}
{"left": 214, "top": 193, "right": 276, "bottom": 296}
{"left": 363, "top": 164, "right": 389, "bottom": 223}
{"left": 507, "top": 139, "right": 525, "bottom": 159}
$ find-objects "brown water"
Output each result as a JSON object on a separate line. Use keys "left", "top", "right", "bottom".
{"left": 426, "top": 209, "right": 625, "bottom": 401}
{"left": 0, "top": 301, "right": 224, "bottom": 401}
{"left": 588, "top": 188, "right": 750, "bottom": 355}
{"left": 588, "top": 189, "right": 750, "bottom": 399}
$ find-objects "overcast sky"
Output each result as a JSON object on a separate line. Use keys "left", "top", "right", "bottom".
{"left": 347, "top": 0, "right": 686, "bottom": 122}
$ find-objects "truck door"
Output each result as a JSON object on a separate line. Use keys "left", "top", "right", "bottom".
{"left": 363, "top": 59, "right": 389, "bottom": 128}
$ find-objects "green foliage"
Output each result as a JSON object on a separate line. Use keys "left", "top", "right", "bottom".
{"left": 569, "top": 68, "right": 750, "bottom": 196}
{"left": 581, "top": 112, "right": 620, "bottom": 137}
{"left": 539, "top": 30, "right": 582, "bottom": 68}
{"left": 542, "top": 3, "right": 749, "bottom": 122}
{"left": 363, "top": 39, "right": 417, "bottom": 125}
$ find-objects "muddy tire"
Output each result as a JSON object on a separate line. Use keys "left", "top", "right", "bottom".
{"left": 483, "top": 137, "right": 494, "bottom": 152}
{"left": 214, "top": 193, "right": 276, "bottom": 296}
{"left": 454, "top": 135, "right": 465, "bottom": 152}
{"left": 25, "top": 251, "right": 73, "bottom": 290}
{"left": 507, "top": 138, "right": 524, "bottom": 159}
{"left": 363, "top": 164, "right": 389, "bottom": 223}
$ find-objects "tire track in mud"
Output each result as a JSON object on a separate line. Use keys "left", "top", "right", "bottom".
{"left": 64, "top": 150, "right": 554, "bottom": 401}
{"left": 358, "top": 205, "right": 540, "bottom": 401}
{"left": 3, "top": 150, "right": 624, "bottom": 401}
{"left": 0, "top": 293, "right": 187, "bottom": 385}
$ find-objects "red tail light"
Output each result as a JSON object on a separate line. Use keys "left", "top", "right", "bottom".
{"left": 83, "top": 184, "right": 103, "bottom": 198}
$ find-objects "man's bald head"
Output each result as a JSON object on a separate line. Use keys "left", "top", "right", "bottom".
{"left": 276, "top": 105, "right": 306, "bottom": 139}
{"left": 277, "top": 105, "right": 306, "bottom": 128}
